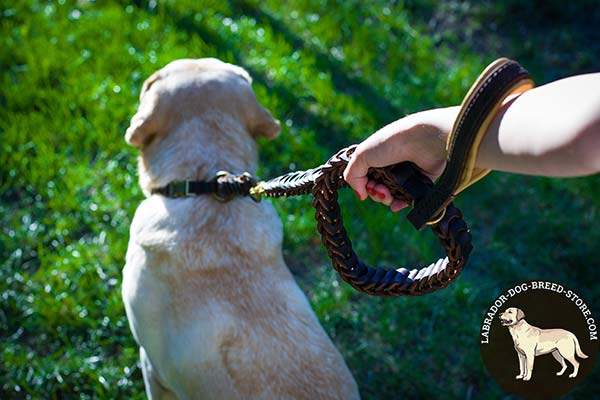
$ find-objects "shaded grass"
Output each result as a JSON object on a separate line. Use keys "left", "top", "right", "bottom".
{"left": 1, "top": 1, "right": 598, "bottom": 399}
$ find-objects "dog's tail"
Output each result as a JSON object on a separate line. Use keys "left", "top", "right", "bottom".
{"left": 573, "top": 334, "right": 589, "bottom": 359}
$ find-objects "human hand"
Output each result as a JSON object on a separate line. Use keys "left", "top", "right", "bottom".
{"left": 343, "top": 107, "right": 459, "bottom": 211}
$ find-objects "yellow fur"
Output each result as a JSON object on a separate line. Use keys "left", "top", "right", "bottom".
{"left": 123, "top": 58, "right": 359, "bottom": 399}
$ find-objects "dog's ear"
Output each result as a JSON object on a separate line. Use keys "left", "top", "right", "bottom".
{"left": 516, "top": 308, "right": 525, "bottom": 321}
{"left": 231, "top": 65, "right": 280, "bottom": 139}
{"left": 140, "top": 71, "right": 161, "bottom": 100}
{"left": 125, "top": 80, "right": 161, "bottom": 147}
{"left": 251, "top": 105, "right": 280, "bottom": 140}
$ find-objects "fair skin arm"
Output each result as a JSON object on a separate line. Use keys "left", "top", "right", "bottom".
{"left": 343, "top": 73, "right": 600, "bottom": 211}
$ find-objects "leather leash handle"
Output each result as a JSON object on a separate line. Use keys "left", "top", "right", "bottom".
{"left": 408, "top": 59, "right": 533, "bottom": 230}
{"left": 309, "top": 146, "right": 471, "bottom": 296}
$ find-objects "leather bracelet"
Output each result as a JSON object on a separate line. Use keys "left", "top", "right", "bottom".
{"left": 407, "top": 58, "right": 534, "bottom": 230}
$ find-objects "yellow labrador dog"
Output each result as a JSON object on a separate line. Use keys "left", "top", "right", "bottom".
{"left": 499, "top": 307, "right": 588, "bottom": 381}
{"left": 122, "top": 58, "right": 359, "bottom": 399}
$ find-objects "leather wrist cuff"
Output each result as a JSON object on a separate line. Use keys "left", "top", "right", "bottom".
{"left": 451, "top": 58, "right": 534, "bottom": 194}
{"left": 407, "top": 58, "right": 534, "bottom": 230}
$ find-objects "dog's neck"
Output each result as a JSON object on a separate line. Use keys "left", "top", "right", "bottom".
{"left": 508, "top": 319, "right": 531, "bottom": 336}
{"left": 137, "top": 113, "right": 258, "bottom": 196}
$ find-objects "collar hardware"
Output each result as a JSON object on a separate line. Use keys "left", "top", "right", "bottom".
{"left": 152, "top": 171, "right": 260, "bottom": 203}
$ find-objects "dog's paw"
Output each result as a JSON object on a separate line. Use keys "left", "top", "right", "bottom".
{"left": 568, "top": 372, "right": 577, "bottom": 378}
{"left": 515, "top": 375, "right": 523, "bottom": 380}
{"left": 522, "top": 375, "right": 531, "bottom": 381}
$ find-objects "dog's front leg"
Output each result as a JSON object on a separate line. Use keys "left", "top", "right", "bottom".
{"left": 516, "top": 350, "right": 526, "bottom": 379}
{"left": 522, "top": 349, "right": 535, "bottom": 381}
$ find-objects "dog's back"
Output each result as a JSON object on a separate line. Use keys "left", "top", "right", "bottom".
{"left": 125, "top": 194, "right": 358, "bottom": 399}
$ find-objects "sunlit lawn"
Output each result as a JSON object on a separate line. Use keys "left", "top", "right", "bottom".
{"left": 1, "top": 1, "right": 598, "bottom": 398}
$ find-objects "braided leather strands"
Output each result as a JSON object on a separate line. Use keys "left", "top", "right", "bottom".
{"left": 258, "top": 166, "right": 322, "bottom": 197}
{"left": 260, "top": 145, "right": 473, "bottom": 297}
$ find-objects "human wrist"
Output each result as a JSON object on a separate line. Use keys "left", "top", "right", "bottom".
{"left": 405, "top": 106, "right": 460, "bottom": 162}
{"left": 413, "top": 106, "right": 460, "bottom": 139}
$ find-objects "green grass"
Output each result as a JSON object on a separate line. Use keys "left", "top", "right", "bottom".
{"left": 1, "top": 1, "right": 598, "bottom": 399}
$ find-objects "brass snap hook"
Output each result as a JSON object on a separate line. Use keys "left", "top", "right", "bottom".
{"left": 249, "top": 181, "right": 266, "bottom": 203}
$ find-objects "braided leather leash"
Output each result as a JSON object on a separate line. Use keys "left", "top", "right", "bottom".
{"left": 255, "top": 145, "right": 471, "bottom": 297}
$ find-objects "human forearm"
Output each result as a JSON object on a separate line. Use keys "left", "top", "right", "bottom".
{"left": 344, "top": 73, "right": 600, "bottom": 210}
{"left": 477, "top": 73, "right": 600, "bottom": 177}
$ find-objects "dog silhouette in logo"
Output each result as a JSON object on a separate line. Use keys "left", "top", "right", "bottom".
{"left": 499, "top": 307, "right": 588, "bottom": 381}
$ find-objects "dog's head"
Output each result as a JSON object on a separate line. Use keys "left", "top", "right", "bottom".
{"left": 499, "top": 307, "right": 525, "bottom": 326}
{"left": 125, "top": 58, "right": 280, "bottom": 148}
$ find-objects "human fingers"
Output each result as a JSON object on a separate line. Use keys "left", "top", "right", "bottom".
{"left": 367, "top": 181, "right": 409, "bottom": 212}
{"left": 372, "top": 183, "right": 392, "bottom": 205}
{"left": 365, "top": 181, "right": 393, "bottom": 206}
{"left": 390, "top": 198, "right": 409, "bottom": 212}
{"left": 344, "top": 150, "right": 370, "bottom": 200}
{"left": 364, "top": 180, "right": 381, "bottom": 203}
{"left": 364, "top": 181, "right": 389, "bottom": 205}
